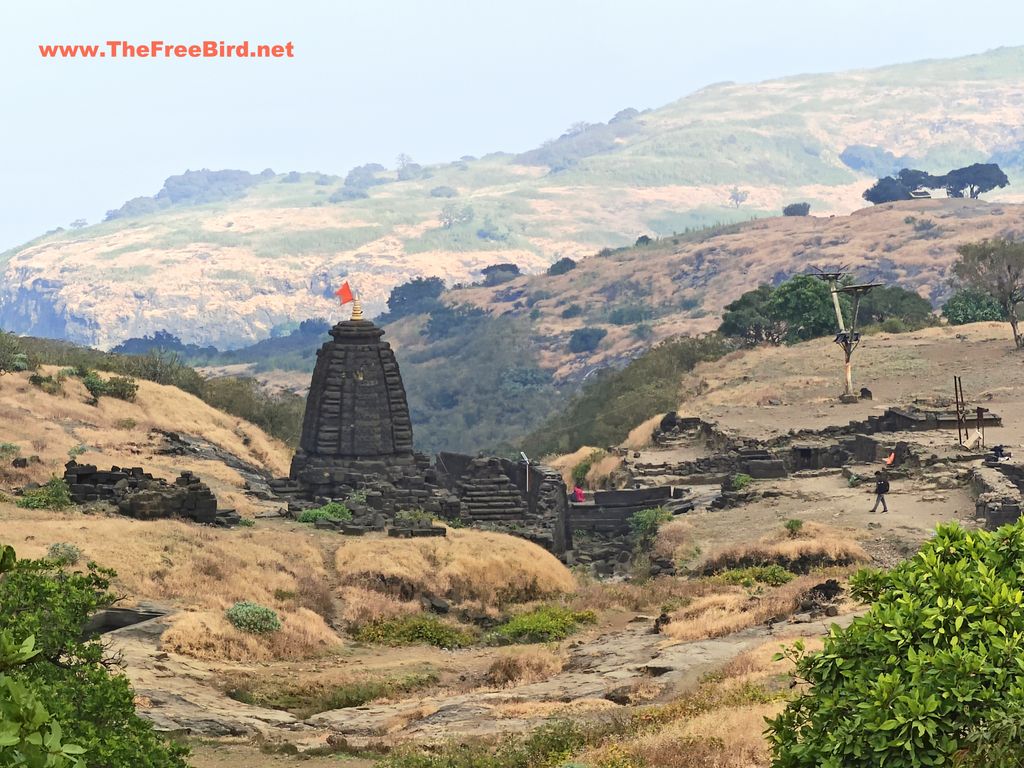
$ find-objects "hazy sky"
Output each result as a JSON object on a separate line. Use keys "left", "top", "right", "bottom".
{"left": 3, "top": 0, "right": 1024, "bottom": 251}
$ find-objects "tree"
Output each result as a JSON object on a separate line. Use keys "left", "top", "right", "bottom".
{"left": 767, "top": 275, "right": 842, "bottom": 343}
{"left": 941, "top": 289, "right": 1008, "bottom": 325}
{"left": 0, "top": 331, "right": 30, "bottom": 375}
{"left": 767, "top": 520, "right": 1024, "bottom": 767}
{"left": 862, "top": 175, "right": 913, "bottom": 204}
{"left": 895, "top": 168, "right": 942, "bottom": 192}
{"left": 568, "top": 327, "right": 607, "bottom": 353}
{"left": 0, "top": 544, "right": 188, "bottom": 767}
{"left": 396, "top": 153, "right": 413, "bottom": 171}
{"left": 952, "top": 238, "right": 1024, "bottom": 348}
{"left": 386, "top": 277, "right": 445, "bottom": 319}
{"left": 782, "top": 202, "right": 810, "bottom": 217}
{"left": 944, "top": 162, "right": 1009, "bottom": 199}
{"left": 855, "top": 285, "right": 933, "bottom": 327}
{"left": 547, "top": 257, "right": 577, "bottom": 276}
{"left": 69, "top": 219, "right": 87, "bottom": 229}
{"left": 728, "top": 187, "right": 749, "bottom": 208}
{"left": 719, "top": 285, "right": 783, "bottom": 345}
{"left": 481, "top": 263, "right": 520, "bottom": 287}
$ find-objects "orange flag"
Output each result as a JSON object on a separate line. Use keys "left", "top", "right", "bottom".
{"left": 335, "top": 281, "right": 354, "bottom": 305}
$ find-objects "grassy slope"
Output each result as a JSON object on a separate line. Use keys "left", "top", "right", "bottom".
{"left": 3, "top": 47, "right": 1024, "bottom": 349}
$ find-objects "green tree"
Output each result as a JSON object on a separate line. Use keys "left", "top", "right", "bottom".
{"left": 547, "top": 257, "right": 577, "bottom": 276}
{"left": 568, "top": 327, "right": 607, "bottom": 353}
{"left": 0, "top": 544, "right": 188, "bottom": 767}
{"left": 768, "top": 275, "right": 842, "bottom": 343}
{"left": 941, "top": 289, "right": 1008, "bottom": 325}
{"left": 862, "top": 175, "right": 913, "bottom": 204}
{"left": 0, "top": 331, "right": 31, "bottom": 375}
{"left": 855, "top": 285, "right": 933, "bottom": 327}
{"left": 767, "top": 521, "right": 1024, "bottom": 768}
{"left": 952, "top": 238, "right": 1024, "bottom": 348}
{"left": 719, "top": 285, "right": 783, "bottom": 345}
{"left": 944, "top": 163, "right": 1009, "bottom": 199}
{"left": 782, "top": 202, "right": 810, "bottom": 216}
{"left": 385, "top": 277, "right": 445, "bottom": 319}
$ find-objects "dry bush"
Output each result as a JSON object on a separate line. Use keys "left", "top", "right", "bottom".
{"left": 586, "top": 453, "right": 623, "bottom": 487}
{"left": 719, "top": 634, "right": 825, "bottom": 687}
{"left": 334, "top": 528, "right": 576, "bottom": 609}
{"left": 485, "top": 647, "right": 564, "bottom": 687}
{"left": 623, "top": 414, "right": 662, "bottom": 450}
{"left": 653, "top": 518, "right": 695, "bottom": 562}
{"left": 664, "top": 575, "right": 821, "bottom": 641}
{"left": 569, "top": 576, "right": 721, "bottom": 613}
{"left": 162, "top": 607, "right": 340, "bottom": 662}
{"left": 335, "top": 585, "right": 420, "bottom": 631}
{"left": 621, "top": 703, "right": 783, "bottom": 768}
{"left": 493, "top": 698, "right": 617, "bottom": 719}
{"left": 295, "top": 573, "right": 336, "bottom": 622}
{"left": 545, "top": 445, "right": 604, "bottom": 487}
{"left": 700, "top": 522, "right": 868, "bottom": 575}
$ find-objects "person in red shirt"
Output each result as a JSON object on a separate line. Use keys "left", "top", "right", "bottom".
{"left": 572, "top": 484, "right": 585, "bottom": 503}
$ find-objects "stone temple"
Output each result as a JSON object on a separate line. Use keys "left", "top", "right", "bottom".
{"left": 288, "top": 302, "right": 435, "bottom": 508}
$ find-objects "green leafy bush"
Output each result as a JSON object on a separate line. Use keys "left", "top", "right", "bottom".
{"left": 0, "top": 543, "right": 189, "bottom": 766}
{"left": 941, "top": 289, "right": 1008, "bottom": 325}
{"left": 490, "top": 606, "right": 597, "bottom": 644}
{"left": 393, "top": 509, "right": 435, "bottom": 528}
{"left": 714, "top": 565, "right": 794, "bottom": 587}
{"left": 767, "top": 521, "right": 1024, "bottom": 766}
{"left": 547, "top": 257, "right": 577, "bottom": 276}
{"left": 354, "top": 615, "right": 477, "bottom": 649}
{"left": 571, "top": 450, "right": 605, "bottom": 486}
{"left": 17, "top": 478, "right": 73, "bottom": 510}
{"left": 225, "top": 602, "right": 281, "bottom": 634}
{"left": 0, "top": 332, "right": 31, "bottom": 374}
{"left": 730, "top": 473, "right": 753, "bottom": 491}
{"left": 296, "top": 502, "right": 352, "bottom": 524}
{"left": 629, "top": 507, "right": 673, "bottom": 541}
{"left": 29, "top": 372, "right": 65, "bottom": 395}
{"left": 46, "top": 543, "right": 82, "bottom": 566}
{"left": 560, "top": 304, "right": 583, "bottom": 319}
{"left": 0, "top": 442, "right": 19, "bottom": 462}
{"left": 784, "top": 519, "right": 804, "bottom": 537}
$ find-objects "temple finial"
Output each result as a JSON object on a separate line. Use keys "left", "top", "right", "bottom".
{"left": 350, "top": 299, "right": 363, "bottom": 321}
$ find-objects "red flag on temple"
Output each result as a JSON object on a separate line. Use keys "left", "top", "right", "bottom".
{"left": 335, "top": 281, "right": 354, "bottom": 306}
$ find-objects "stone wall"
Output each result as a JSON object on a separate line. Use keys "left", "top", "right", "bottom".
{"left": 63, "top": 461, "right": 237, "bottom": 526}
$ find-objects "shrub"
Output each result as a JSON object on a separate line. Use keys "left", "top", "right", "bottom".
{"left": 225, "top": 601, "right": 281, "bottom": 634}
{"left": 46, "top": 542, "right": 82, "bottom": 566}
{"left": 608, "top": 306, "right": 651, "bottom": 325}
{"left": 547, "top": 257, "right": 577, "bottom": 276}
{"left": 354, "top": 615, "right": 476, "bottom": 649}
{"left": 29, "top": 372, "right": 64, "bottom": 395}
{"left": 767, "top": 521, "right": 1024, "bottom": 766}
{"left": 296, "top": 502, "right": 352, "bottom": 524}
{"left": 784, "top": 519, "right": 804, "bottom": 537}
{"left": 568, "top": 327, "right": 607, "bottom": 353}
{"left": 0, "top": 544, "right": 189, "bottom": 766}
{"left": 560, "top": 304, "right": 583, "bottom": 319}
{"left": 329, "top": 187, "right": 369, "bottom": 202}
{"left": 714, "top": 565, "right": 794, "bottom": 587}
{"left": 782, "top": 202, "right": 811, "bottom": 216}
{"left": 941, "top": 289, "right": 1008, "bottom": 325}
{"left": 491, "top": 605, "right": 597, "bottom": 644}
{"left": 17, "top": 478, "right": 73, "bottom": 510}
{"left": 103, "top": 376, "right": 139, "bottom": 401}
{"left": 730, "top": 473, "right": 753, "bottom": 491}
{"left": 429, "top": 185, "right": 457, "bottom": 198}
{"left": 114, "top": 418, "right": 137, "bottom": 430}
{"left": 393, "top": 509, "right": 434, "bottom": 528}
{"left": 629, "top": 507, "right": 673, "bottom": 541}
{"left": 879, "top": 317, "right": 907, "bottom": 333}
{"left": 0, "top": 443, "right": 19, "bottom": 462}
{"left": 571, "top": 450, "right": 605, "bottom": 486}
{"left": 67, "top": 444, "right": 87, "bottom": 460}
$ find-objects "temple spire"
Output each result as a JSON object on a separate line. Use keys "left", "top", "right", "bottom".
{"left": 350, "top": 299, "right": 363, "bottom": 321}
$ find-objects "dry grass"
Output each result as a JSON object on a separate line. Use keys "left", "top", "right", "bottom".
{"left": 162, "top": 608, "right": 339, "bottom": 663}
{"left": 335, "top": 585, "right": 420, "bottom": 630}
{"left": 652, "top": 519, "right": 695, "bottom": 562}
{"left": 484, "top": 647, "right": 564, "bottom": 687}
{"left": 586, "top": 453, "right": 623, "bottom": 487}
{"left": 545, "top": 445, "right": 603, "bottom": 487}
{"left": 568, "top": 576, "right": 722, "bottom": 613}
{"left": 663, "top": 576, "right": 821, "bottom": 641}
{"left": 623, "top": 414, "right": 662, "bottom": 450}
{"left": 333, "top": 528, "right": 576, "bottom": 609}
{"left": 0, "top": 369, "right": 290, "bottom": 516}
{"left": 700, "top": 521, "right": 869, "bottom": 575}
{"left": 492, "top": 698, "right": 618, "bottom": 719}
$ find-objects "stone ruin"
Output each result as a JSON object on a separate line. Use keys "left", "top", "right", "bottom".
{"left": 63, "top": 461, "right": 240, "bottom": 526}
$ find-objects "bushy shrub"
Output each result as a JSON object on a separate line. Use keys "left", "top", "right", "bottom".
{"left": 47, "top": 542, "right": 82, "bottom": 566}
{"left": 429, "top": 185, "right": 457, "bottom": 198}
{"left": 17, "top": 478, "right": 73, "bottom": 510}
{"left": 608, "top": 306, "right": 651, "bottom": 325}
{"left": 0, "top": 443, "right": 19, "bottom": 462}
{"left": 941, "top": 289, "right": 1008, "bottom": 325}
{"left": 29, "top": 372, "right": 64, "bottom": 395}
{"left": 225, "top": 601, "right": 281, "bottom": 634}
{"left": 768, "top": 521, "right": 1024, "bottom": 766}
{"left": 568, "top": 327, "right": 607, "bottom": 353}
{"left": 784, "top": 518, "right": 804, "bottom": 537}
{"left": 560, "top": 304, "right": 583, "bottom": 319}
{"left": 354, "top": 615, "right": 477, "bottom": 649}
{"left": 297, "top": 502, "right": 352, "bottom": 524}
{"left": 547, "top": 257, "right": 577, "bottom": 276}
{"left": 103, "top": 376, "right": 139, "bottom": 401}
{"left": 782, "top": 202, "right": 811, "bottom": 216}
{"left": 729, "top": 473, "right": 753, "bottom": 491}
{"left": 491, "top": 606, "right": 597, "bottom": 644}
{"left": 0, "top": 544, "right": 189, "bottom": 766}
{"left": 393, "top": 509, "right": 434, "bottom": 528}
{"left": 714, "top": 564, "right": 794, "bottom": 587}
{"left": 629, "top": 507, "right": 673, "bottom": 541}
{"left": 571, "top": 450, "right": 605, "bottom": 486}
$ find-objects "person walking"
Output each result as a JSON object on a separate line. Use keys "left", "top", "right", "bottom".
{"left": 870, "top": 471, "right": 890, "bottom": 513}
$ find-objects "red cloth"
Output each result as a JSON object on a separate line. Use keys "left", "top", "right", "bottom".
{"left": 573, "top": 487, "right": 585, "bottom": 502}
{"left": 335, "top": 281, "right": 354, "bottom": 305}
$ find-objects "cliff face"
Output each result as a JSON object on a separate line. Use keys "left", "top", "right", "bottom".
{"left": 4, "top": 47, "right": 1024, "bottom": 348}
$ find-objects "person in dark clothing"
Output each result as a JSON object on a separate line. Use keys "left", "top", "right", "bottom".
{"left": 870, "top": 471, "right": 890, "bottom": 513}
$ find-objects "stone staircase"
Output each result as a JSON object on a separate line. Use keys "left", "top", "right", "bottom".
{"left": 455, "top": 457, "right": 529, "bottom": 523}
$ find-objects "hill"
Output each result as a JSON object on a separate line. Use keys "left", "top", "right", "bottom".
{"left": 3, "top": 47, "right": 1024, "bottom": 349}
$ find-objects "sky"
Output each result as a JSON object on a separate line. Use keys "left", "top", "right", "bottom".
{"left": 3, "top": 0, "right": 1024, "bottom": 251}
